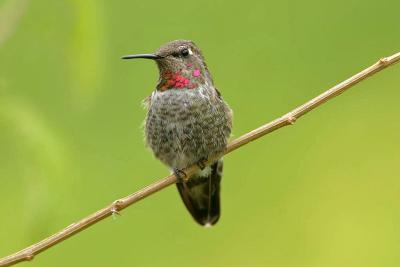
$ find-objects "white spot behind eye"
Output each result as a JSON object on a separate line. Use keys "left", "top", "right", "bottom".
{"left": 188, "top": 48, "right": 193, "bottom": 55}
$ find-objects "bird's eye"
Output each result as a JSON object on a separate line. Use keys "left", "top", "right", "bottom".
{"left": 180, "top": 48, "right": 189, "bottom": 57}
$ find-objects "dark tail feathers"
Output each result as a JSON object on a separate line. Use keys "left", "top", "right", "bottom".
{"left": 176, "top": 160, "right": 223, "bottom": 226}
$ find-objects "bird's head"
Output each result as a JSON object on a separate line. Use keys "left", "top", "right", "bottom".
{"left": 122, "top": 40, "right": 212, "bottom": 91}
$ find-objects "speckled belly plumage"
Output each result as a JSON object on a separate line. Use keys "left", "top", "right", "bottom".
{"left": 145, "top": 86, "right": 232, "bottom": 170}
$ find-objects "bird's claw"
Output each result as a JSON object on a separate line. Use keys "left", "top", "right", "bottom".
{"left": 173, "top": 168, "right": 188, "bottom": 183}
{"left": 197, "top": 157, "right": 208, "bottom": 170}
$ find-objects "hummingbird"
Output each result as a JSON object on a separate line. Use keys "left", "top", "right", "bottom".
{"left": 122, "top": 40, "right": 232, "bottom": 226}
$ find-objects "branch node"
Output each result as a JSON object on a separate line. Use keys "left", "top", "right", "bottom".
{"left": 24, "top": 253, "right": 34, "bottom": 261}
{"left": 287, "top": 115, "right": 297, "bottom": 125}
{"left": 379, "top": 57, "right": 389, "bottom": 66}
{"left": 111, "top": 200, "right": 124, "bottom": 215}
{"left": 111, "top": 208, "right": 121, "bottom": 217}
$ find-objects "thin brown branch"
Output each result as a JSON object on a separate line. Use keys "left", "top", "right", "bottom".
{"left": 1, "top": 52, "right": 399, "bottom": 267}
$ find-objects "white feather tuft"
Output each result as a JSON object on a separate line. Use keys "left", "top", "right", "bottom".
{"left": 198, "top": 166, "right": 212, "bottom": 177}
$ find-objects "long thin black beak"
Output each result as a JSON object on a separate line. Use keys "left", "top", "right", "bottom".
{"left": 121, "top": 53, "right": 160, "bottom": 60}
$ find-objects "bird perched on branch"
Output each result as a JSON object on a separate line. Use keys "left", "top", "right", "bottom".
{"left": 122, "top": 40, "right": 232, "bottom": 226}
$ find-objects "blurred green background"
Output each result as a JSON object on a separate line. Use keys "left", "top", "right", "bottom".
{"left": 1, "top": 0, "right": 400, "bottom": 266}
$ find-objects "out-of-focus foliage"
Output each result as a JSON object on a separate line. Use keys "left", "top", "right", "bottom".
{"left": 1, "top": 0, "right": 399, "bottom": 266}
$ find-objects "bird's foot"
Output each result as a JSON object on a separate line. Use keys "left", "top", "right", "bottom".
{"left": 173, "top": 168, "right": 188, "bottom": 183}
{"left": 197, "top": 157, "right": 208, "bottom": 170}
